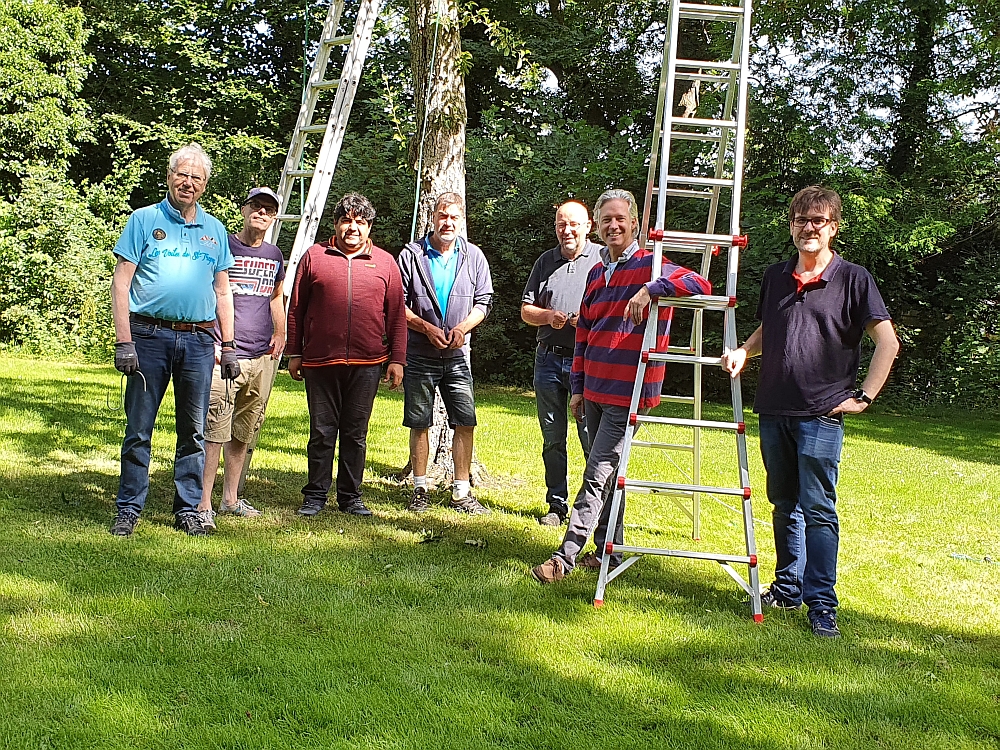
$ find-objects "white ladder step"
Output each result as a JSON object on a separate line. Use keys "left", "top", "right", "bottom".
{"left": 631, "top": 439, "right": 695, "bottom": 452}
{"left": 649, "top": 228, "right": 746, "bottom": 246}
{"left": 312, "top": 80, "right": 341, "bottom": 91}
{"left": 659, "top": 394, "right": 696, "bottom": 404}
{"left": 666, "top": 174, "right": 735, "bottom": 188}
{"left": 618, "top": 477, "right": 751, "bottom": 499}
{"left": 676, "top": 71, "right": 735, "bottom": 84}
{"left": 676, "top": 59, "right": 742, "bottom": 71}
{"left": 629, "top": 413, "right": 744, "bottom": 432}
{"left": 654, "top": 294, "right": 736, "bottom": 311}
{"left": 609, "top": 542, "right": 756, "bottom": 566}
{"left": 678, "top": 2, "right": 745, "bottom": 21}
{"left": 669, "top": 116, "right": 738, "bottom": 129}
{"left": 661, "top": 188, "right": 715, "bottom": 199}
{"left": 276, "top": 214, "right": 302, "bottom": 222}
{"left": 670, "top": 131, "right": 725, "bottom": 143}
{"left": 286, "top": 169, "right": 314, "bottom": 178}
{"left": 321, "top": 34, "right": 352, "bottom": 46}
{"left": 646, "top": 351, "right": 724, "bottom": 366}
{"left": 300, "top": 124, "right": 328, "bottom": 135}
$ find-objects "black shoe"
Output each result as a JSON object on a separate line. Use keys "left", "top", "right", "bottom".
{"left": 297, "top": 498, "right": 327, "bottom": 517}
{"left": 407, "top": 486, "right": 430, "bottom": 513}
{"left": 809, "top": 608, "right": 841, "bottom": 638}
{"left": 339, "top": 499, "right": 372, "bottom": 516}
{"left": 538, "top": 511, "right": 566, "bottom": 526}
{"left": 760, "top": 588, "right": 801, "bottom": 610}
{"left": 450, "top": 493, "right": 491, "bottom": 515}
{"left": 174, "top": 513, "right": 208, "bottom": 536}
{"left": 110, "top": 509, "right": 139, "bottom": 537}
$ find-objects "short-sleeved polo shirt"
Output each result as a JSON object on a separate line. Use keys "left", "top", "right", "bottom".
{"left": 521, "top": 241, "right": 603, "bottom": 349}
{"left": 113, "top": 197, "right": 234, "bottom": 322}
{"left": 753, "top": 253, "right": 891, "bottom": 417}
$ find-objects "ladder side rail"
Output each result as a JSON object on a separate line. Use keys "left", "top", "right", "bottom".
{"left": 283, "top": 0, "right": 383, "bottom": 294}
{"left": 268, "top": 0, "right": 348, "bottom": 247}
{"left": 728, "top": 6, "right": 753, "bottom": 237}
{"left": 640, "top": 25, "right": 673, "bottom": 252}
{"left": 654, "top": 0, "right": 685, "bottom": 236}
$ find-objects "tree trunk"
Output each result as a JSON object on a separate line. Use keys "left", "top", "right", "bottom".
{"left": 405, "top": 0, "right": 486, "bottom": 487}
{"left": 887, "top": 0, "right": 942, "bottom": 178}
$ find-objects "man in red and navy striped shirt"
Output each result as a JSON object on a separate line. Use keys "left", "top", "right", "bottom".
{"left": 532, "top": 189, "right": 711, "bottom": 583}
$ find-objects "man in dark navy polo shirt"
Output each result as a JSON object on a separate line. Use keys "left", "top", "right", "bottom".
{"left": 722, "top": 185, "right": 899, "bottom": 638}
{"left": 521, "top": 201, "right": 604, "bottom": 526}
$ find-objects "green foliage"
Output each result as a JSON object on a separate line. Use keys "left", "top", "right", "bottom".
{"left": 0, "top": 0, "right": 92, "bottom": 193}
{"left": 0, "top": 170, "right": 135, "bottom": 360}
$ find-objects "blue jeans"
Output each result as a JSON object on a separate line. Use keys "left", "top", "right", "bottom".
{"left": 758, "top": 415, "right": 844, "bottom": 612}
{"left": 116, "top": 320, "right": 215, "bottom": 517}
{"left": 402, "top": 354, "right": 477, "bottom": 428}
{"left": 534, "top": 348, "right": 590, "bottom": 515}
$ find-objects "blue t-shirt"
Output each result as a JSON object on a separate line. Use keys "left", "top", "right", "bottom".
{"left": 113, "top": 197, "right": 234, "bottom": 322}
{"left": 425, "top": 237, "right": 459, "bottom": 319}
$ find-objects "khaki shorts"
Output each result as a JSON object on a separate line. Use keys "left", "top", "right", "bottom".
{"left": 205, "top": 354, "right": 278, "bottom": 444}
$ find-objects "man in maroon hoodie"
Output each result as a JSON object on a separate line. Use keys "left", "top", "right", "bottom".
{"left": 285, "top": 193, "right": 407, "bottom": 516}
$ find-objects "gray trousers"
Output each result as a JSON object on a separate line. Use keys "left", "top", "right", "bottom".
{"left": 553, "top": 401, "right": 638, "bottom": 573}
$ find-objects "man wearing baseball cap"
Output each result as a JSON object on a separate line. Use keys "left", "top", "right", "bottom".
{"left": 196, "top": 186, "right": 286, "bottom": 530}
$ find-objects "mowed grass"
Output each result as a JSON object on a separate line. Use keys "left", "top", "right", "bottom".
{"left": 0, "top": 358, "right": 998, "bottom": 749}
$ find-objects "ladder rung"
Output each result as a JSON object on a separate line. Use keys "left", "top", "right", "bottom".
{"left": 312, "top": 80, "right": 341, "bottom": 91}
{"left": 652, "top": 229, "right": 742, "bottom": 245}
{"left": 676, "top": 59, "right": 742, "bottom": 71}
{"left": 646, "top": 239, "right": 717, "bottom": 251}
{"left": 300, "top": 124, "right": 328, "bottom": 134}
{"left": 276, "top": 214, "right": 301, "bottom": 222}
{"left": 659, "top": 394, "right": 696, "bottom": 404}
{"left": 321, "top": 34, "right": 352, "bottom": 46}
{"left": 631, "top": 440, "right": 695, "bottom": 452}
{"left": 286, "top": 169, "right": 313, "bottom": 178}
{"left": 655, "top": 294, "right": 735, "bottom": 311}
{"left": 666, "top": 174, "right": 735, "bottom": 188}
{"left": 670, "top": 131, "right": 724, "bottom": 143}
{"left": 678, "top": 3, "right": 745, "bottom": 16}
{"left": 647, "top": 352, "right": 723, "bottom": 366}
{"left": 670, "top": 117, "right": 738, "bottom": 129}
{"left": 631, "top": 414, "right": 742, "bottom": 431}
{"left": 611, "top": 543, "right": 754, "bottom": 566}
{"left": 662, "top": 188, "right": 715, "bottom": 199}
{"left": 676, "top": 72, "right": 736, "bottom": 84}
{"left": 620, "top": 479, "right": 750, "bottom": 498}
{"left": 665, "top": 346, "right": 695, "bottom": 355}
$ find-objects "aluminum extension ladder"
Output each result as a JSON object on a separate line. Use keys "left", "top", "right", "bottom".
{"left": 594, "top": 0, "right": 762, "bottom": 621}
{"left": 237, "top": 0, "right": 382, "bottom": 494}
{"left": 266, "top": 0, "right": 383, "bottom": 282}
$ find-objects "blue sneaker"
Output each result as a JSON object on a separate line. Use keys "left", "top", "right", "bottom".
{"left": 809, "top": 608, "right": 841, "bottom": 638}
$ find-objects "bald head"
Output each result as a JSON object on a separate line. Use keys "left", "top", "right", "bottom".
{"left": 555, "top": 201, "right": 593, "bottom": 258}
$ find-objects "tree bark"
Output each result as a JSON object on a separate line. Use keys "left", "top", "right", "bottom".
{"left": 405, "top": 0, "right": 486, "bottom": 486}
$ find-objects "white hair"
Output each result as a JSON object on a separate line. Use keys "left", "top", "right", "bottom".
{"left": 594, "top": 189, "right": 639, "bottom": 222}
{"left": 168, "top": 142, "right": 212, "bottom": 180}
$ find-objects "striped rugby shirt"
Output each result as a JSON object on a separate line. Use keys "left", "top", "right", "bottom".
{"left": 571, "top": 241, "right": 711, "bottom": 408}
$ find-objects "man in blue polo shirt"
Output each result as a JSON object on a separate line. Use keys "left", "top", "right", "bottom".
{"left": 109, "top": 142, "right": 240, "bottom": 538}
{"left": 722, "top": 185, "right": 899, "bottom": 638}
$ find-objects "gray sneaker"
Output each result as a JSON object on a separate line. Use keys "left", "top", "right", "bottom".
{"left": 197, "top": 509, "right": 217, "bottom": 532}
{"left": 450, "top": 493, "right": 491, "bottom": 515}
{"left": 538, "top": 511, "right": 566, "bottom": 526}
{"left": 218, "top": 498, "right": 261, "bottom": 518}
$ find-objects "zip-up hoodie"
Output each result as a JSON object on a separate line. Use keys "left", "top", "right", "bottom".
{"left": 397, "top": 234, "right": 494, "bottom": 360}
{"left": 285, "top": 239, "right": 407, "bottom": 367}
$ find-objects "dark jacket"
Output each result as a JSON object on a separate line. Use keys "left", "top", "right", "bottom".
{"left": 397, "top": 235, "right": 493, "bottom": 359}
{"left": 285, "top": 240, "right": 407, "bottom": 367}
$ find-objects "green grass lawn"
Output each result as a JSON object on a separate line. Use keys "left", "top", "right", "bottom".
{"left": 1, "top": 358, "right": 998, "bottom": 749}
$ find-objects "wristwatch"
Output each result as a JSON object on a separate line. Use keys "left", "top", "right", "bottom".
{"left": 221, "top": 340, "right": 236, "bottom": 349}
{"left": 852, "top": 388, "right": 872, "bottom": 405}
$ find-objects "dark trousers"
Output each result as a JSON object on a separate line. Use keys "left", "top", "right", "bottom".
{"left": 302, "top": 364, "right": 381, "bottom": 507}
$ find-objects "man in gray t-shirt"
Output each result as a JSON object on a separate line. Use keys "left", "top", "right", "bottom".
{"left": 521, "top": 201, "right": 604, "bottom": 525}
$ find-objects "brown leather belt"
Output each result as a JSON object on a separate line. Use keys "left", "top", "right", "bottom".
{"left": 130, "top": 313, "right": 214, "bottom": 333}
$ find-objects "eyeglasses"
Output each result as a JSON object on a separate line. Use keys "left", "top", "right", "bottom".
{"left": 791, "top": 216, "right": 834, "bottom": 229}
{"left": 170, "top": 169, "right": 206, "bottom": 185}
{"left": 556, "top": 221, "right": 587, "bottom": 231}
{"left": 246, "top": 200, "right": 278, "bottom": 216}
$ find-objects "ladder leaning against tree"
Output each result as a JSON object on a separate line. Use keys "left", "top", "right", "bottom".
{"left": 237, "top": 0, "right": 384, "bottom": 494}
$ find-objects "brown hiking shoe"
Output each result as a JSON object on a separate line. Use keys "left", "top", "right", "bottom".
{"left": 578, "top": 551, "right": 620, "bottom": 571}
{"left": 530, "top": 558, "right": 565, "bottom": 584}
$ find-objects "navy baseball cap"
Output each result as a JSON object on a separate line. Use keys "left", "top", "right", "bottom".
{"left": 244, "top": 187, "right": 280, "bottom": 208}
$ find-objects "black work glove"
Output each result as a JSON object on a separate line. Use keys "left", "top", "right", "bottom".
{"left": 114, "top": 342, "right": 139, "bottom": 375}
{"left": 220, "top": 347, "right": 241, "bottom": 380}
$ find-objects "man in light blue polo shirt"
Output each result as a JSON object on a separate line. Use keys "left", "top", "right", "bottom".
{"left": 109, "top": 142, "right": 240, "bottom": 538}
